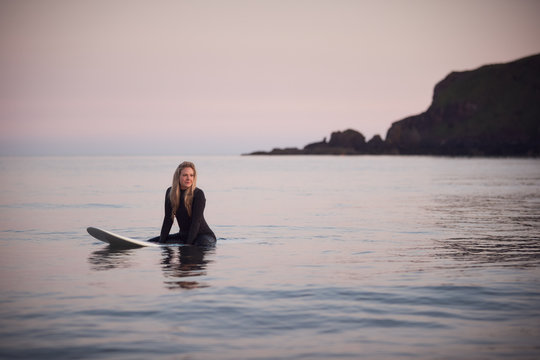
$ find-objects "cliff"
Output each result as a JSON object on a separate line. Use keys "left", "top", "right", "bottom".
{"left": 247, "top": 53, "right": 540, "bottom": 156}
{"left": 386, "top": 53, "right": 540, "bottom": 155}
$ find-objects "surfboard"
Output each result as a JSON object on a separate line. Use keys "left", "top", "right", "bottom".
{"left": 87, "top": 227, "right": 163, "bottom": 248}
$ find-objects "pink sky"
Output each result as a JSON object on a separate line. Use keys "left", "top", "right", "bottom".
{"left": 1, "top": 0, "right": 539, "bottom": 155}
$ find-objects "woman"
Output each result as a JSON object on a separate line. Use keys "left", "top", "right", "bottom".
{"left": 152, "top": 161, "right": 216, "bottom": 247}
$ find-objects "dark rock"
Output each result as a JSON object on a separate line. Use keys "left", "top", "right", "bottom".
{"left": 265, "top": 147, "right": 303, "bottom": 155}
{"left": 386, "top": 53, "right": 540, "bottom": 156}
{"left": 366, "top": 135, "right": 391, "bottom": 154}
{"left": 302, "top": 129, "right": 368, "bottom": 154}
{"left": 303, "top": 138, "right": 329, "bottom": 153}
{"left": 245, "top": 53, "right": 540, "bottom": 156}
{"left": 328, "top": 129, "right": 366, "bottom": 151}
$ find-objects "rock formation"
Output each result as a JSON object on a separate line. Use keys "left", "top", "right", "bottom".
{"left": 386, "top": 53, "right": 540, "bottom": 156}
{"left": 247, "top": 53, "right": 540, "bottom": 156}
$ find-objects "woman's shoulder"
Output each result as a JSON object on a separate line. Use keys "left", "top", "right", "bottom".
{"left": 194, "top": 187, "right": 206, "bottom": 198}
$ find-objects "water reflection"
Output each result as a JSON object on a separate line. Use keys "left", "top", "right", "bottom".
{"left": 87, "top": 245, "right": 214, "bottom": 290}
{"left": 161, "top": 246, "right": 213, "bottom": 290}
{"left": 88, "top": 247, "right": 136, "bottom": 271}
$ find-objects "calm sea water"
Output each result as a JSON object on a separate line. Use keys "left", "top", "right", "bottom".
{"left": 1, "top": 155, "right": 539, "bottom": 359}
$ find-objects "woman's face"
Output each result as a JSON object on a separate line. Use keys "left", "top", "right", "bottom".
{"left": 179, "top": 167, "right": 195, "bottom": 190}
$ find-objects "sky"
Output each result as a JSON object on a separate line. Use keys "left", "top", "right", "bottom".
{"left": 1, "top": 0, "right": 539, "bottom": 155}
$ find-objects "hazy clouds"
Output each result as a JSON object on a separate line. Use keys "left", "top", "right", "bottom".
{"left": 1, "top": 0, "right": 539, "bottom": 155}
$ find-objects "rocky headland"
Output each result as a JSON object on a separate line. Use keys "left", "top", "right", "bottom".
{"left": 247, "top": 53, "right": 540, "bottom": 156}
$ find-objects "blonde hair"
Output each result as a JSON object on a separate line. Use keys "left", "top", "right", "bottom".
{"left": 170, "top": 161, "right": 197, "bottom": 219}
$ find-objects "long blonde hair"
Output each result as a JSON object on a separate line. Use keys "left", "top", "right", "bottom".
{"left": 170, "top": 161, "right": 197, "bottom": 219}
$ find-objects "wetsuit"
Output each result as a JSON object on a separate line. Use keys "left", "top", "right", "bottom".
{"left": 152, "top": 187, "right": 216, "bottom": 246}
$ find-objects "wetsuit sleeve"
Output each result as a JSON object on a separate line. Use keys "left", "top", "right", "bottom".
{"left": 159, "top": 188, "right": 173, "bottom": 243}
{"left": 186, "top": 189, "right": 206, "bottom": 245}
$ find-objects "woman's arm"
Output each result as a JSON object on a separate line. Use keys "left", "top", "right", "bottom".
{"left": 159, "top": 188, "right": 173, "bottom": 243}
{"left": 185, "top": 189, "right": 206, "bottom": 244}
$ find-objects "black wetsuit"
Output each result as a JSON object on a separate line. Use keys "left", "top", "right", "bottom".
{"left": 153, "top": 187, "right": 216, "bottom": 246}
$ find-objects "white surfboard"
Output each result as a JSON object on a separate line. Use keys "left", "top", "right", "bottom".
{"left": 87, "top": 227, "right": 163, "bottom": 248}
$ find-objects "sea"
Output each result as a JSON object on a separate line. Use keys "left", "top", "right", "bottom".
{"left": 0, "top": 155, "right": 539, "bottom": 360}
